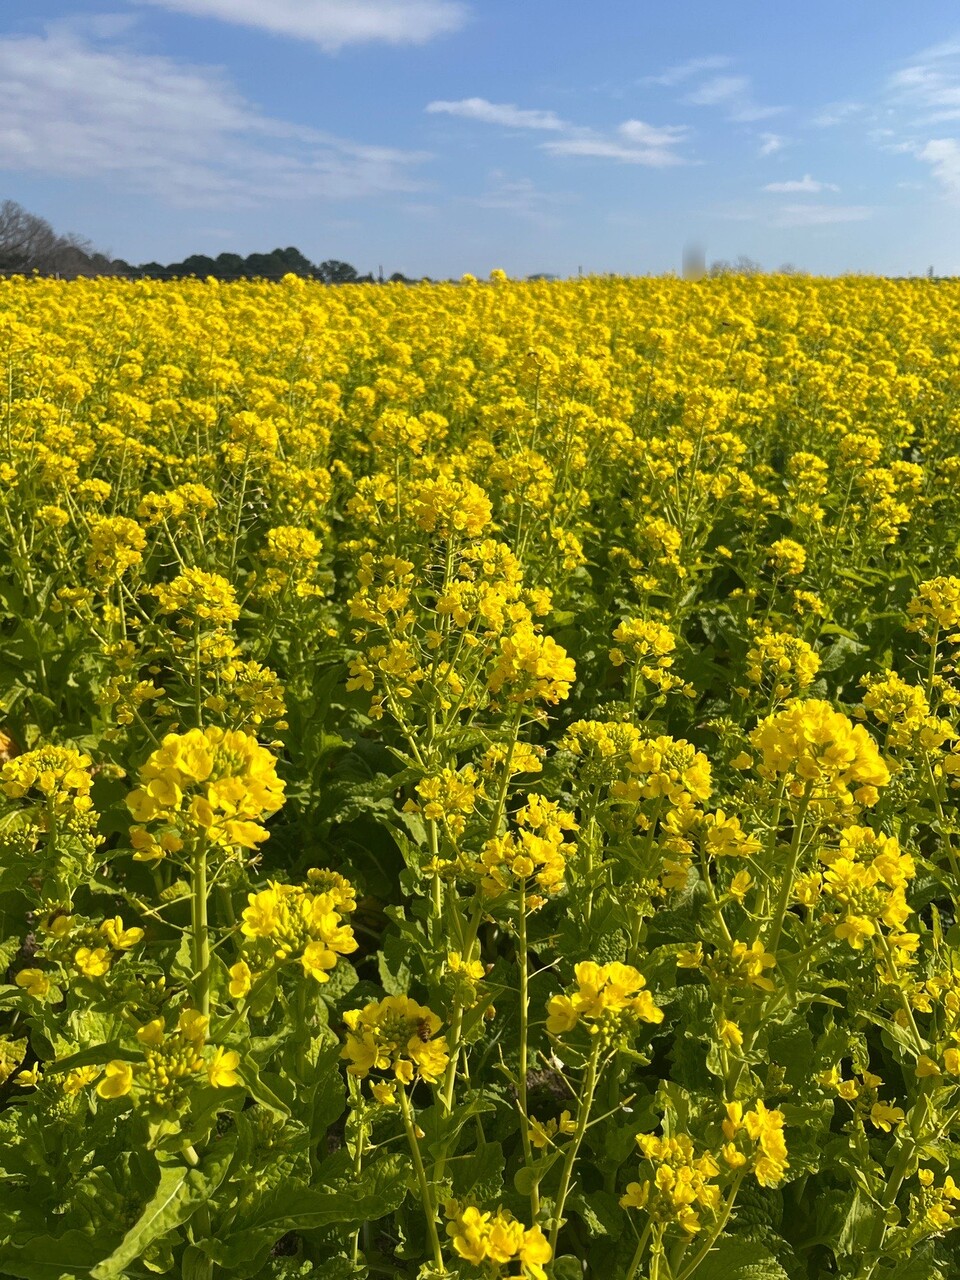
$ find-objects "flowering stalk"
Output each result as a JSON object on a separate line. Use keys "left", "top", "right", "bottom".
{"left": 398, "top": 1085, "right": 445, "bottom": 1273}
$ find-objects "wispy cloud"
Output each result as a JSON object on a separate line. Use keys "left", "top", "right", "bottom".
{"left": 0, "top": 29, "right": 428, "bottom": 206}
{"left": 643, "top": 55, "right": 730, "bottom": 87}
{"left": 426, "top": 98, "right": 564, "bottom": 130}
{"left": 915, "top": 138, "right": 960, "bottom": 197}
{"left": 544, "top": 120, "right": 689, "bottom": 166}
{"left": 888, "top": 42, "right": 960, "bottom": 122}
{"left": 763, "top": 174, "right": 839, "bottom": 193}
{"left": 812, "top": 101, "right": 865, "bottom": 128}
{"left": 425, "top": 97, "right": 690, "bottom": 166}
{"left": 684, "top": 74, "right": 781, "bottom": 123}
{"left": 758, "top": 132, "right": 785, "bottom": 156}
{"left": 883, "top": 43, "right": 960, "bottom": 200}
{"left": 465, "top": 172, "right": 570, "bottom": 223}
{"left": 773, "top": 203, "right": 872, "bottom": 227}
{"left": 135, "top": 0, "right": 468, "bottom": 50}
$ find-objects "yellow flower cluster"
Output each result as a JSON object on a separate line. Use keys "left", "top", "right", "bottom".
{"left": 859, "top": 671, "right": 945, "bottom": 750}
{"left": 743, "top": 629, "right": 821, "bottom": 700}
{"left": 127, "top": 726, "right": 285, "bottom": 852}
{"left": 907, "top": 575, "right": 960, "bottom": 644}
{"left": 915, "top": 1169, "right": 960, "bottom": 1233}
{"left": 407, "top": 764, "right": 484, "bottom": 840}
{"left": 488, "top": 622, "right": 576, "bottom": 705}
{"left": 546, "top": 961, "right": 663, "bottom": 1035}
{"left": 444, "top": 1201, "right": 552, "bottom": 1279}
{"left": 815, "top": 826, "right": 914, "bottom": 949}
{"left": 154, "top": 568, "right": 241, "bottom": 626}
{"left": 85, "top": 515, "right": 147, "bottom": 583}
{"left": 96, "top": 1009, "right": 239, "bottom": 1109}
{"left": 1, "top": 745, "right": 93, "bottom": 811}
{"left": 722, "top": 1100, "right": 789, "bottom": 1187}
{"left": 620, "top": 1132, "right": 721, "bottom": 1235}
{"left": 750, "top": 699, "right": 889, "bottom": 806}
{"left": 341, "top": 995, "right": 448, "bottom": 1085}
{"left": 237, "top": 878, "right": 357, "bottom": 983}
{"left": 477, "top": 794, "right": 576, "bottom": 904}
{"left": 613, "top": 735, "right": 713, "bottom": 808}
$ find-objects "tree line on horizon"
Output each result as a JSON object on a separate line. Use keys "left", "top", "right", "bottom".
{"left": 0, "top": 201, "right": 425, "bottom": 284}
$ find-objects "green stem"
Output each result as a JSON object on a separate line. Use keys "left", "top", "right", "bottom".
{"left": 859, "top": 1139, "right": 915, "bottom": 1280}
{"left": 349, "top": 1080, "right": 367, "bottom": 1267}
{"left": 674, "top": 1168, "right": 745, "bottom": 1280}
{"left": 487, "top": 711, "right": 523, "bottom": 839}
{"left": 399, "top": 1086, "right": 445, "bottom": 1273}
{"left": 191, "top": 839, "right": 211, "bottom": 1018}
{"left": 549, "top": 1037, "right": 603, "bottom": 1254}
{"left": 765, "top": 787, "right": 811, "bottom": 955}
{"left": 516, "top": 894, "right": 540, "bottom": 1220}
{"left": 623, "top": 1221, "right": 653, "bottom": 1280}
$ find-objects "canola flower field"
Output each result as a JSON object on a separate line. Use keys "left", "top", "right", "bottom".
{"left": 2, "top": 273, "right": 960, "bottom": 1280}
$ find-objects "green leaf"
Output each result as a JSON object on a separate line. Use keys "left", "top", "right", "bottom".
{"left": 89, "top": 1142, "right": 234, "bottom": 1280}
{"left": 201, "top": 1154, "right": 408, "bottom": 1271}
{"left": 513, "top": 1151, "right": 561, "bottom": 1197}
{"left": 242, "top": 1059, "right": 292, "bottom": 1117}
{"left": 450, "top": 1142, "right": 504, "bottom": 1203}
{"left": 0, "top": 1229, "right": 115, "bottom": 1280}
{"left": 551, "top": 1258, "right": 584, "bottom": 1280}
{"left": 690, "top": 1238, "right": 790, "bottom": 1280}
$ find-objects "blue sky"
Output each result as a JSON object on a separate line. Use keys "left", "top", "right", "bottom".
{"left": 3, "top": 1, "right": 960, "bottom": 277}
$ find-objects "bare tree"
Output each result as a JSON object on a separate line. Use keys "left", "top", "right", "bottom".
{"left": 0, "top": 200, "right": 118, "bottom": 277}
{"left": 0, "top": 200, "right": 60, "bottom": 273}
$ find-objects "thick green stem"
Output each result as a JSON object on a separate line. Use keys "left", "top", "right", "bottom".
{"left": 399, "top": 1086, "right": 445, "bottom": 1273}
{"left": 191, "top": 840, "right": 211, "bottom": 1018}
{"left": 859, "top": 1139, "right": 915, "bottom": 1280}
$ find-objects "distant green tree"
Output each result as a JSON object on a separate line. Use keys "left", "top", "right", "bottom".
{"left": 275, "top": 245, "right": 316, "bottom": 276}
{"left": 316, "top": 259, "right": 359, "bottom": 284}
{"left": 214, "top": 252, "right": 245, "bottom": 279}
{"left": 177, "top": 254, "right": 218, "bottom": 278}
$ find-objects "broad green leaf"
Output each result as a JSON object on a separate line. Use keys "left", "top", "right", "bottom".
{"left": 691, "top": 1238, "right": 791, "bottom": 1280}
{"left": 89, "top": 1141, "right": 234, "bottom": 1280}
{"left": 201, "top": 1153, "right": 408, "bottom": 1271}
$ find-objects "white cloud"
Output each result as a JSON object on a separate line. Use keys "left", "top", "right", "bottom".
{"left": 618, "top": 119, "right": 688, "bottom": 148}
{"left": 774, "top": 203, "right": 872, "bottom": 227}
{"left": 758, "top": 132, "right": 785, "bottom": 156}
{"left": 763, "top": 174, "right": 839, "bottom": 193}
{"left": 0, "top": 29, "right": 428, "bottom": 206}
{"left": 135, "top": 0, "right": 467, "bottom": 50}
{"left": 888, "top": 44, "right": 960, "bottom": 121}
{"left": 543, "top": 138, "right": 681, "bottom": 165}
{"left": 685, "top": 74, "right": 781, "bottom": 123}
{"left": 425, "top": 97, "right": 690, "bottom": 167}
{"left": 915, "top": 138, "right": 960, "bottom": 197}
{"left": 426, "top": 98, "right": 564, "bottom": 130}
{"left": 644, "top": 55, "right": 730, "bottom": 87}
{"left": 543, "top": 119, "right": 689, "bottom": 167}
